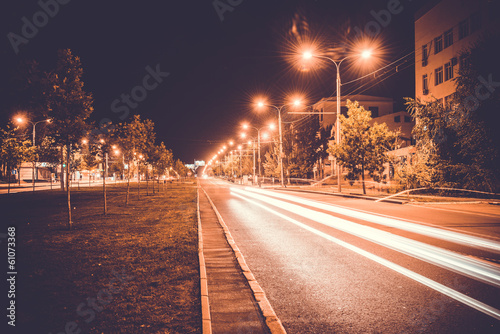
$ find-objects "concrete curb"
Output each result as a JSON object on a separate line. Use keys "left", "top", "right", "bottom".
{"left": 274, "top": 187, "right": 406, "bottom": 204}
{"left": 200, "top": 186, "right": 287, "bottom": 334}
{"left": 197, "top": 186, "right": 212, "bottom": 334}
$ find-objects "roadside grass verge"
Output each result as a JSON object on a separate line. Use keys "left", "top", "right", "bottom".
{"left": 1, "top": 182, "right": 200, "bottom": 333}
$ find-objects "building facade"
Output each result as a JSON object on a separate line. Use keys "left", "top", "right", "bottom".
{"left": 415, "top": 0, "right": 500, "bottom": 103}
{"left": 312, "top": 94, "right": 414, "bottom": 147}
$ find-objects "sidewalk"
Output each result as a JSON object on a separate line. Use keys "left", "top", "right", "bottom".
{"left": 198, "top": 187, "right": 284, "bottom": 334}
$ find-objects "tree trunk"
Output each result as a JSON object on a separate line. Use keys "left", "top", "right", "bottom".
{"left": 103, "top": 152, "right": 107, "bottom": 215}
{"left": 146, "top": 166, "right": 149, "bottom": 196}
{"left": 361, "top": 163, "right": 366, "bottom": 195}
{"left": 32, "top": 160, "right": 35, "bottom": 192}
{"left": 7, "top": 162, "right": 10, "bottom": 194}
{"left": 126, "top": 161, "right": 130, "bottom": 206}
{"left": 60, "top": 146, "right": 65, "bottom": 190}
{"left": 66, "top": 144, "right": 72, "bottom": 230}
{"left": 152, "top": 170, "right": 155, "bottom": 195}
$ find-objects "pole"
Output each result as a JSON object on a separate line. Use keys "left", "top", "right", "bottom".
{"left": 258, "top": 132, "right": 261, "bottom": 177}
{"left": 103, "top": 152, "right": 107, "bottom": 215}
{"left": 32, "top": 123, "right": 36, "bottom": 192}
{"left": 252, "top": 139, "right": 256, "bottom": 182}
{"left": 336, "top": 68, "right": 342, "bottom": 193}
{"left": 278, "top": 109, "right": 284, "bottom": 187}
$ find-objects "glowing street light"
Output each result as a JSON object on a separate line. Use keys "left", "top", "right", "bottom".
{"left": 256, "top": 98, "right": 303, "bottom": 186}
{"left": 14, "top": 116, "right": 51, "bottom": 191}
{"left": 301, "top": 49, "right": 372, "bottom": 192}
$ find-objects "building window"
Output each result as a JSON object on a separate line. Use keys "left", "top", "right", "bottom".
{"left": 404, "top": 116, "right": 411, "bottom": 123}
{"left": 444, "top": 61, "right": 454, "bottom": 81}
{"left": 460, "top": 54, "right": 470, "bottom": 70}
{"left": 470, "top": 12, "right": 481, "bottom": 33}
{"left": 422, "top": 45, "right": 428, "bottom": 67}
{"left": 341, "top": 106, "right": 348, "bottom": 117}
{"left": 435, "top": 66, "right": 443, "bottom": 86}
{"left": 423, "top": 74, "right": 429, "bottom": 95}
{"left": 434, "top": 35, "right": 443, "bottom": 54}
{"left": 444, "top": 29, "right": 453, "bottom": 48}
{"left": 368, "top": 107, "right": 379, "bottom": 118}
{"left": 459, "top": 18, "right": 469, "bottom": 39}
{"left": 394, "top": 115, "right": 401, "bottom": 123}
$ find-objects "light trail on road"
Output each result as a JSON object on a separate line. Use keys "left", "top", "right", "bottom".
{"left": 230, "top": 187, "right": 500, "bottom": 320}
{"left": 244, "top": 187, "right": 500, "bottom": 253}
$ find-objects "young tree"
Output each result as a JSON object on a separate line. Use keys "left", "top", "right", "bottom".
{"left": 263, "top": 141, "right": 280, "bottom": 178}
{"left": 43, "top": 49, "right": 94, "bottom": 229}
{"left": 0, "top": 126, "right": 33, "bottom": 193}
{"left": 150, "top": 142, "right": 173, "bottom": 192}
{"left": 114, "top": 115, "right": 156, "bottom": 204}
{"left": 173, "top": 159, "right": 190, "bottom": 178}
{"left": 285, "top": 116, "right": 330, "bottom": 179}
{"left": 328, "top": 100, "right": 398, "bottom": 194}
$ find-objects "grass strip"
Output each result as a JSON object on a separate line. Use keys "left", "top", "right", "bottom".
{"left": 1, "top": 182, "right": 200, "bottom": 333}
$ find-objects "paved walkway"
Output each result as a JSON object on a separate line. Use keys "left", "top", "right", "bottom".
{"left": 199, "top": 189, "right": 270, "bottom": 334}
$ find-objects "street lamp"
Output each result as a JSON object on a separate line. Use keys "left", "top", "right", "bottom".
{"left": 242, "top": 122, "right": 275, "bottom": 177}
{"left": 15, "top": 117, "right": 51, "bottom": 190}
{"left": 256, "top": 99, "right": 303, "bottom": 187}
{"left": 302, "top": 49, "right": 372, "bottom": 192}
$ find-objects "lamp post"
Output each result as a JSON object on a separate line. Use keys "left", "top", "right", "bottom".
{"left": 302, "top": 49, "right": 371, "bottom": 192}
{"left": 15, "top": 117, "right": 51, "bottom": 191}
{"left": 242, "top": 123, "right": 275, "bottom": 178}
{"left": 257, "top": 100, "right": 302, "bottom": 187}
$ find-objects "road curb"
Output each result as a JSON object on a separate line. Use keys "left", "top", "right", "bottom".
{"left": 200, "top": 186, "right": 287, "bottom": 334}
{"left": 274, "top": 187, "right": 406, "bottom": 204}
{"left": 197, "top": 186, "right": 212, "bottom": 334}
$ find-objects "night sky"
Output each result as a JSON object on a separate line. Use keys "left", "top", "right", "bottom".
{"left": 1, "top": 0, "right": 427, "bottom": 163}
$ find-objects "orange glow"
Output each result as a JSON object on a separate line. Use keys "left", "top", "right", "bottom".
{"left": 262, "top": 132, "right": 269, "bottom": 140}
{"left": 100, "top": 139, "right": 105, "bottom": 144}
{"left": 82, "top": 139, "right": 88, "bottom": 145}
{"left": 361, "top": 49, "right": 372, "bottom": 59}
{"left": 15, "top": 117, "right": 24, "bottom": 123}
{"left": 303, "top": 51, "right": 313, "bottom": 60}
{"left": 242, "top": 123, "right": 249, "bottom": 129}
{"left": 241, "top": 133, "right": 247, "bottom": 139}
{"left": 237, "top": 145, "right": 242, "bottom": 150}
{"left": 114, "top": 150, "right": 120, "bottom": 155}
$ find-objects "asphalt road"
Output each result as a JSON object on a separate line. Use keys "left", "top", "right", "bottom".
{"left": 200, "top": 178, "right": 500, "bottom": 334}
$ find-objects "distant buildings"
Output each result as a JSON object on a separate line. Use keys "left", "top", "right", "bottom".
{"left": 312, "top": 94, "right": 414, "bottom": 148}
{"left": 415, "top": 0, "right": 500, "bottom": 103}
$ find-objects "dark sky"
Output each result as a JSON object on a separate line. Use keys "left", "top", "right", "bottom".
{"left": 1, "top": 0, "right": 426, "bottom": 163}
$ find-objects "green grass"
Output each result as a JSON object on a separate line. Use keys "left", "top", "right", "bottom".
{"left": 1, "top": 182, "right": 201, "bottom": 333}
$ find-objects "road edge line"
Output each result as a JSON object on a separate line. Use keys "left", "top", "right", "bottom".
{"left": 200, "top": 185, "right": 287, "bottom": 334}
{"left": 197, "top": 184, "right": 212, "bottom": 334}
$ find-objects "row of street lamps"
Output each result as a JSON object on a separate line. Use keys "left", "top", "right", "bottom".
{"left": 207, "top": 47, "right": 373, "bottom": 190}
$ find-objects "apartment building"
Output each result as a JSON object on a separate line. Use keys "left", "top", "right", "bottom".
{"left": 415, "top": 0, "right": 500, "bottom": 103}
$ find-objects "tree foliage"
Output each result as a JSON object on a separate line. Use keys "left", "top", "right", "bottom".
{"left": 405, "top": 34, "right": 500, "bottom": 192}
{"left": 328, "top": 100, "right": 398, "bottom": 194}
